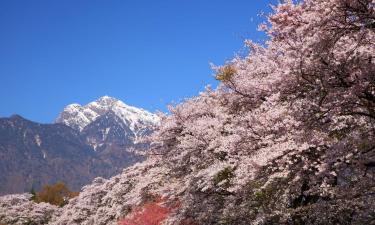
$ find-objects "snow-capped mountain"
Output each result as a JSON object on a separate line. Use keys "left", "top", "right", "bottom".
{"left": 55, "top": 96, "right": 159, "bottom": 138}
{"left": 54, "top": 96, "right": 158, "bottom": 184}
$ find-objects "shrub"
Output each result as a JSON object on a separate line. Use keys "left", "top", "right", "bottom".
{"left": 33, "top": 182, "right": 78, "bottom": 207}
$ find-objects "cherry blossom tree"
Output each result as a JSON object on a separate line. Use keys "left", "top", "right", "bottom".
{"left": 268, "top": 0, "right": 375, "bottom": 125}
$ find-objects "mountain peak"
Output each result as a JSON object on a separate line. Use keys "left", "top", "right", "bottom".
{"left": 64, "top": 103, "right": 82, "bottom": 111}
{"left": 55, "top": 96, "right": 159, "bottom": 134}
{"left": 96, "top": 96, "right": 120, "bottom": 105}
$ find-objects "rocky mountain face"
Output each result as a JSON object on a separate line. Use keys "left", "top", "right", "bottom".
{"left": 0, "top": 97, "right": 158, "bottom": 195}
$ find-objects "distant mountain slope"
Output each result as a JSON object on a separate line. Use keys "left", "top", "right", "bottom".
{"left": 0, "top": 115, "right": 100, "bottom": 195}
{"left": 0, "top": 97, "right": 158, "bottom": 195}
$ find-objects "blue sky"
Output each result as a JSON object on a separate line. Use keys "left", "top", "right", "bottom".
{"left": 0, "top": 0, "right": 277, "bottom": 123}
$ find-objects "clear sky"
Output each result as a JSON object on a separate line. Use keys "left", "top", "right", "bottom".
{"left": 0, "top": 0, "right": 277, "bottom": 123}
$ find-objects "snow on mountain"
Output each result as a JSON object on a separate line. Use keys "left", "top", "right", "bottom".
{"left": 55, "top": 96, "right": 160, "bottom": 137}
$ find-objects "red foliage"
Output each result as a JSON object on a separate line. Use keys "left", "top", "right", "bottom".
{"left": 118, "top": 197, "right": 174, "bottom": 225}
